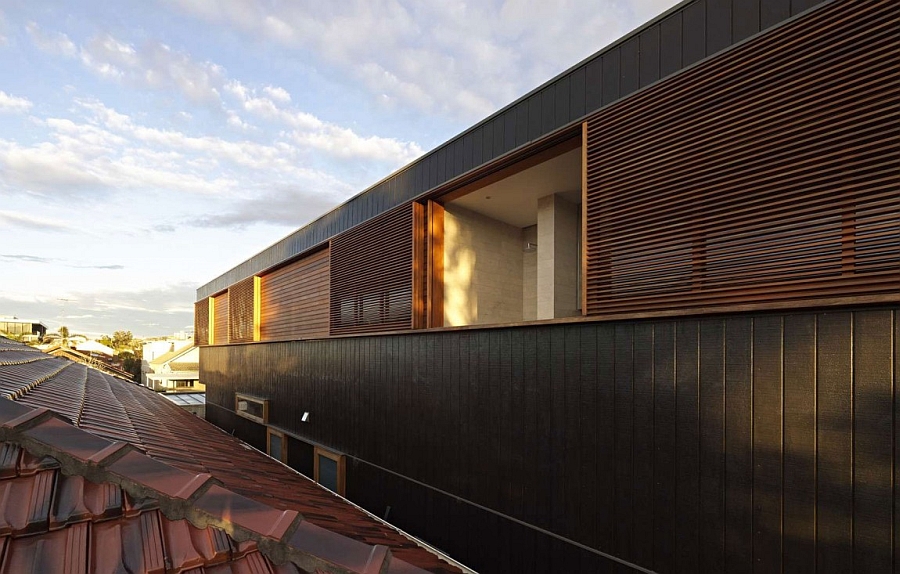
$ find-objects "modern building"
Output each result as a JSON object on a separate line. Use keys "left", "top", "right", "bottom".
{"left": 196, "top": 0, "right": 899, "bottom": 572}
{"left": 0, "top": 317, "right": 46, "bottom": 342}
{"left": 0, "top": 336, "right": 469, "bottom": 573}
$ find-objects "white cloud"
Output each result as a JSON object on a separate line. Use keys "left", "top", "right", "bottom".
{"left": 0, "top": 211, "right": 79, "bottom": 233}
{"left": 223, "top": 79, "right": 423, "bottom": 163}
{"left": 25, "top": 21, "right": 77, "bottom": 57}
{"left": 163, "top": 0, "right": 682, "bottom": 122}
{"left": 0, "top": 91, "right": 33, "bottom": 113}
{"left": 263, "top": 85, "right": 291, "bottom": 103}
{"left": 25, "top": 24, "right": 422, "bottom": 166}
{"left": 0, "top": 97, "right": 363, "bottom": 227}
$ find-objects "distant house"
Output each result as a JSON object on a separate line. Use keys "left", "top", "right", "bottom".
{"left": 144, "top": 343, "right": 204, "bottom": 392}
{"left": 0, "top": 317, "right": 46, "bottom": 342}
{"left": 75, "top": 339, "right": 115, "bottom": 356}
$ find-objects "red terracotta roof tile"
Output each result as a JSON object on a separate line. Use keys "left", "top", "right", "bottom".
{"left": 22, "top": 416, "right": 111, "bottom": 460}
{"left": 194, "top": 484, "right": 300, "bottom": 540}
{"left": 0, "top": 521, "right": 88, "bottom": 574}
{"left": 0, "top": 471, "right": 54, "bottom": 536}
{"left": 0, "top": 445, "right": 312, "bottom": 574}
{"left": 49, "top": 474, "right": 93, "bottom": 529}
{"left": 0, "top": 338, "right": 467, "bottom": 574}
{"left": 105, "top": 449, "right": 213, "bottom": 500}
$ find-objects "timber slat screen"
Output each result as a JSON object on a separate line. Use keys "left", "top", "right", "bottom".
{"left": 583, "top": 0, "right": 899, "bottom": 316}
{"left": 228, "top": 277, "right": 255, "bottom": 343}
{"left": 194, "top": 299, "right": 209, "bottom": 346}
{"left": 212, "top": 292, "right": 229, "bottom": 345}
{"left": 260, "top": 248, "right": 330, "bottom": 341}
{"left": 330, "top": 204, "right": 418, "bottom": 335}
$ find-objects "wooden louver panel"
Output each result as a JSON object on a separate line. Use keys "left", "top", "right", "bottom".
{"left": 260, "top": 247, "right": 330, "bottom": 341}
{"left": 228, "top": 277, "right": 255, "bottom": 343}
{"left": 583, "top": 0, "right": 899, "bottom": 316}
{"left": 212, "top": 293, "right": 229, "bottom": 345}
{"left": 330, "top": 204, "right": 419, "bottom": 335}
{"left": 194, "top": 299, "right": 209, "bottom": 346}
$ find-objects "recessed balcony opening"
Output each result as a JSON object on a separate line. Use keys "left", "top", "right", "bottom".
{"left": 439, "top": 139, "right": 583, "bottom": 327}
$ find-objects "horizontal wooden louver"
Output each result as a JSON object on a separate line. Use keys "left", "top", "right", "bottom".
{"left": 194, "top": 300, "right": 209, "bottom": 346}
{"left": 228, "top": 277, "right": 255, "bottom": 343}
{"left": 330, "top": 205, "right": 416, "bottom": 335}
{"left": 260, "top": 248, "right": 330, "bottom": 341}
{"left": 213, "top": 293, "right": 229, "bottom": 345}
{"left": 584, "top": 0, "right": 899, "bottom": 316}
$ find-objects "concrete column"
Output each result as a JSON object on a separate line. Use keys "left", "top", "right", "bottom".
{"left": 537, "top": 194, "right": 579, "bottom": 319}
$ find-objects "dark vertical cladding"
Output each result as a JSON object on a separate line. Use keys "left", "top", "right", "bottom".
{"left": 202, "top": 305, "right": 900, "bottom": 573}
{"left": 584, "top": 0, "right": 900, "bottom": 316}
{"left": 194, "top": 299, "right": 209, "bottom": 346}
{"left": 329, "top": 204, "right": 416, "bottom": 335}
{"left": 197, "top": 0, "right": 827, "bottom": 299}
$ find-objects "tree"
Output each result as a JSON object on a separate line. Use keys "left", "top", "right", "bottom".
{"left": 99, "top": 335, "right": 114, "bottom": 348}
{"left": 59, "top": 326, "right": 70, "bottom": 339}
{"left": 118, "top": 351, "right": 142, "bottom": 382}
{"left": 112, "top": 330, "right": 134, "bottom": 351}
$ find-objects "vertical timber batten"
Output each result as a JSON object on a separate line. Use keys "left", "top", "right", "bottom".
{"left": 253, "top": 276, "right": 261, "bottom": 342}
{"left": 427, "top": 200, "right": 445, "bottom": 328}
{"left": 412, "top": 202, "right": 427, "bottom": 330}
{"left": 580, "top": 121, "right": 588, "bottom": 317}
{"left": 207, "top": 297, "right": 214, "bottom": 346}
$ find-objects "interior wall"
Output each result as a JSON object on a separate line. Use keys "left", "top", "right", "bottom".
{"left": 443, "top": 205, "right": 524, "bottom": 326}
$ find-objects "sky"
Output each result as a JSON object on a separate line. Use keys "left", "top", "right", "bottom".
{"left": 0, "top": 0, "right": 679, "bottom": 338}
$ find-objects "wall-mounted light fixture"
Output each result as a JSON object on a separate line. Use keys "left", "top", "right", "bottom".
{"left": 301, "top": 411, "right": 310, "bottom": 422}
{"left": 524, "top": 242, "right": 538, "bottom": 252}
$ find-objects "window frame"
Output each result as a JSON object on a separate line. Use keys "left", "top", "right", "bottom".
{"left": 234, "top": 393, "right": 269, "bottom": 424}
{"left": 313, "top": 446, "right": 346, "bottom": 496}
{"left": 267, "top": 428, "right": 287, "bottom": 463}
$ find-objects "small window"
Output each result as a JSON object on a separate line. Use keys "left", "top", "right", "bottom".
{"left": 267, "top": 429, "right": 286, "bottom": 462}
{"left": 235, "top": 393, "right": 268, "bottom": 423}
{"left": 314, "top": 447, "right": 345, "bottom": 496}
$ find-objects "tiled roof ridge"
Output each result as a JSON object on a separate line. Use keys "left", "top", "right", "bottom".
{"left": 0, "top": 398, "right": 419, "bottom": 574}
{"left": 2, "top": 361, "right": 72, "bottom": 400}
{"left": 46, "top": 346, "right": 135, "bottom": 381}
{"left": 103, "top": 370, "right": 199, "bottom": 466}
{"left": 0, "top": 354, "right": 51, "bottom": 367}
